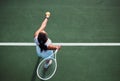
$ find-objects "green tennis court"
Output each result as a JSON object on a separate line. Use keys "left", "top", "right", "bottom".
{"left": 0, "top": 0, "right": 120, "bottom": 81}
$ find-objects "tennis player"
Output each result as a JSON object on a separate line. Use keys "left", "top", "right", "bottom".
{"left": 34, "top": 12, "right": 61, "bottom": 68}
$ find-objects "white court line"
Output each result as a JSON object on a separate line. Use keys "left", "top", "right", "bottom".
{"left": 0, "top": 42, "right": 120, "bottom": 46}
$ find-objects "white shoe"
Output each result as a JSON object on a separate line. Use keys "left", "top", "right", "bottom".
{"left": 44, "top": 60, "right": 52, "bottom": 68}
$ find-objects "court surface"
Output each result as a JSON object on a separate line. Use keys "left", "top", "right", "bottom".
{"left": 0, "top": 0, "right": 120, "bottom": 81}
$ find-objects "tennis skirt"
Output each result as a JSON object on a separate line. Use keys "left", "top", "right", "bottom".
{"left": 36, "top": 45, "right": 53, "bottom": 58}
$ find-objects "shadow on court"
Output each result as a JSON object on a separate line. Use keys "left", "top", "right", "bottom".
{"left": 31, "top": 57, "right": 44, "bottom": 81}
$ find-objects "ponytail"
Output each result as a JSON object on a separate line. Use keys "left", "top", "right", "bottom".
{"left": 38, "top": 32, "right": 48, "bottom": 52}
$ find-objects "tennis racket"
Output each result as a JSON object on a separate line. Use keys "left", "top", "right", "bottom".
{"left": 37, "top": 49, "right": 58, "bottom": 80}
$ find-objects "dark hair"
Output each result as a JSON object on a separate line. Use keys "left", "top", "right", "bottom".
{"left": 38, "top": 32, "right": 48, "bottom": 52}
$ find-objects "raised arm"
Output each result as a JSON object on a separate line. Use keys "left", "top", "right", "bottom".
{"left": 34, "top": 18, "right": 48, "bottom": 37}
{"left": 34, "top": 12, "right": 51, "bottom": 37}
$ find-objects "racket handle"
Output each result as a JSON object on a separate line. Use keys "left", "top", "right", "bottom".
{"left": 54, "top": 49, "right": 58, "bottom": 54}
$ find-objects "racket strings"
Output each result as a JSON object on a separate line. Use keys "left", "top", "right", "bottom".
{"left": 37, "top": 50, "right": 58, "bottom": 80}
{"left": 37, "top": 59, "right": 56, "bottom": 79}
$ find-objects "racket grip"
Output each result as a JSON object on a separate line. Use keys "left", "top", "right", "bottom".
{"left": 54, "top": 49, "right": 58, "bottom": 54}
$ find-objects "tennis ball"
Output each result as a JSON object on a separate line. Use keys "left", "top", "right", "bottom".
{"left": 45, "top": 11, "right": 51, "bottom": 18}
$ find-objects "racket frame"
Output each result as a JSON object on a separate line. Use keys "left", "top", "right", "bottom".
{"left": 37, "top": 50, "right": 58, "bottom": 80}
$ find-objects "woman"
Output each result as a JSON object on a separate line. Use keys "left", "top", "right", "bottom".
{"left": 34, "top": 12, "right": 61, "bottom": 68}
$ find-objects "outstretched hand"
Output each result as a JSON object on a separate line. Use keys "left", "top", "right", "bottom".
{"left": 56, "top": 45, "right": 61, "bottom": 50}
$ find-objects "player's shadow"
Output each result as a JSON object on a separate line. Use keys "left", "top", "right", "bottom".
{"left": 31, "top": 57, "right": 44, "bottom": 81}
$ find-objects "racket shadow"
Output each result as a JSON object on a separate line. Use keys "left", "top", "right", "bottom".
{"left": 31, "top": 57, "right": 44, "bottom": 81}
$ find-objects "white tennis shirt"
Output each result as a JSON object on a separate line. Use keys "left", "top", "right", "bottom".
{"left": 34, "top": 36, "right": 53, "bottom": 58}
